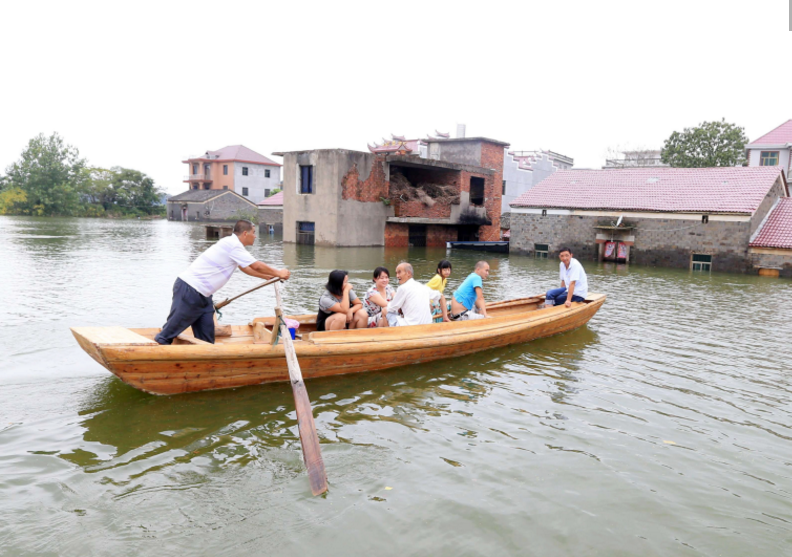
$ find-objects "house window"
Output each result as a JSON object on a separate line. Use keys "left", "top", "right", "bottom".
{"left": 265, "top": 169, "right": 271, "bottom": 178}
{"left": 192, "top": 184, "right": 199, "bottom": 190}
{"left": 691, "top": 253, "right": 712, "bottom": 272}
{"left": 760, "top": 151, "right": 779, "bottom": 166}
{"left": 300, "top": 165, "right": 314, "bottom": 194}
{"left": 502, "top": 180, "right": 507, "bottom": 195}
{"left": 702, "top": 215, "right": 709, "bottom": 224}
{"left": 223, "top": 186, "right": 228, "bottom": 190}
{"left": 296, "top": 221, "right": 315, "bottom": 245}
{"left": 196, "top": 211, "right": 200, "bottom": 220}
{"left": 242, "top": 167, "right": 249, "bottom": 176}
{"left": 470, "top": 177, "right": 485, "bottom": 206}
{"left": 541, "top": 209, "right": 547, "bottom": 217}
{"left": 223, "top": 165, "right": 228, "bottom": 175}
{"left": 192, "top": 163, "right": 198, "bottom": 174}
{"left": 242, "top": 187, "right": 249, "bottom": 196}
{"left": 203, "top": 183, "right": 210, "bottom": 190}
{"left": 535, "top": 243, "right": 549, "bottom": 259}
{"left": 265, "top": 189, "right": 270, "bottom": 197}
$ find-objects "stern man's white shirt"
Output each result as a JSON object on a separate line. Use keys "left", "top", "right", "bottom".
{"left": 559, "top": 257, "right": 588, "bottom": 299}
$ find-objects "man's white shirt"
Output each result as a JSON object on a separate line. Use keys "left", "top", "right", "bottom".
{"left": 559, "top": 257, "right": 588, "bottom": 299}
{"left": 179, "top": 234, "right": 256, "bottom": 296}
{"left": 386, "top": 278, "right": 441, "bottom": 326}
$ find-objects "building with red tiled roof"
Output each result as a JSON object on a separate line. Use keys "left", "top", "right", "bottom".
{"left": 508, "top": 166, "right": 789, "bottom": 274}
{"left": 182, "top": 145, "right": 282, "bottom": 203}
{"left": 748, "top": 198, "right": 792, "bottom": 277}
{"left": 257, "top": 191, "right": 283, "bottom": 234}
{"left": 746, "top": 120, "right": 792, "bottom": 176}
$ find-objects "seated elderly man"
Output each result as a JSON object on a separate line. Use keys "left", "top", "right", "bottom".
{"left": 385, "top": 262, "right": 442, "bottom": 326}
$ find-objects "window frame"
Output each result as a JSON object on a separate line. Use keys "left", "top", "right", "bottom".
{"left": 691, "top": 253, "right": 712, "bottom": 272}
{"left": 265, "top": 169, "right": 271, "bottom": 178}
{"left": 470, "top": 176, "right": 485, "bottom": 206}
{"left": 296, "top": 221, "right": 315, "bottom": 245}
{"left": 299, "top": 165, "right": 314, "bottom": 195}
{"left": 242, "top": 166, "right": 249, "bottom": 176}
{"left": 535, "top": 243, "right": 549, "bottom": 259}
{"left": 759, "top": 151, "right": 779, "bottom": 166}
{"left": 223, "top": 165, "right": 228, "bottom": 175}
{"left": 242, "top": 187, "right": 249, "bottom": 197}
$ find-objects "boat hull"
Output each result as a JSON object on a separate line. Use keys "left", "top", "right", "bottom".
{"left": 71, "top": 294, "right": 605, "bottom": 395}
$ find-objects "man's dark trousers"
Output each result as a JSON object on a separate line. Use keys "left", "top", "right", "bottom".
{"left": 155, "top": 278, "right": 215, "bottom": 345}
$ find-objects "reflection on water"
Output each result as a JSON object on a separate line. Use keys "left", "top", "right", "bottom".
{"left": 1, "top": 216, "right": 792, "bottom": 556}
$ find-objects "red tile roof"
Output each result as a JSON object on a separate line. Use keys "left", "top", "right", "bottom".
{"left": 187, "top": 145, "right": 282, "bottom": 166}
{"left": 750, "top": 198, "right": 792, "bottom": 249}
{"left": 509, "top": 167, "right": 784, "bottom": 214}
{"left": 257, "top": 191, "right": 283, "bottom": 206}
{"left": 748, "top": 120, "right": 792, "bottom": 145}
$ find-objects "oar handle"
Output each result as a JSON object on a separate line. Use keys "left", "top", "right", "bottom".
{"left": 213, "top": 277, "right": 282, "bottom": 310}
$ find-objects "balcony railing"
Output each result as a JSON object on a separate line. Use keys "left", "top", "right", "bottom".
{"left": 184, "top": 174, "right": 212, "bottom": 182}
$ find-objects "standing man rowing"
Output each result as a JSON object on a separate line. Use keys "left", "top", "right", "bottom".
{"left": 545, "top": 247, "right": 588, "bottom": 308}
{"left": 155, "top": 219, "right": 290, "bottom": 345}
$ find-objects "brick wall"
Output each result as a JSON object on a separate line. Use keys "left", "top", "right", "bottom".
{"left": 510, "top": 212, "right": 755, "bottom": 273}
{"left": 394, "top": 199, "right": 453, "bottom": 218}
{"left": 427, "top": 225, "right": 458, "bottom": 247}
{"left": 341, "top": 157, "right": 389, "bottom": 202}
{"left": 472, "top": 142, "right": 505, "bottom": 241}
{"left": 385, "top": 223, "right": 409, "bottom": 247}
{"left": 749, "top": 250, "right": 792, "bottom": 277}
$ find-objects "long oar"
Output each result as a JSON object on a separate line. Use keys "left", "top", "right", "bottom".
{"left": 273, "top": 282, "right": 328, "bottom": 496}
{"left": 214, "top": 276, "right": 282, "bottom": 311}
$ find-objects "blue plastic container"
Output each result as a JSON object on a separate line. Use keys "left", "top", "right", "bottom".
{"left": 289, "top": 328, "right": 296, "bottom": 340}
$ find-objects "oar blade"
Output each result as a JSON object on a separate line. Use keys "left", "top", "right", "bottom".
{"left": 292, "top": 380, "right": 328, "bottom": 496}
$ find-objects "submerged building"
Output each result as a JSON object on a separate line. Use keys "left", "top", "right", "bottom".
{"left": 275, "top": 136, "right": 508, "bottom": 247}
{"left": 509, "top": 166, "right": 792, "bottom": 276}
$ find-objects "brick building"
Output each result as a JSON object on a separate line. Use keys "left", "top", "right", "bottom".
{"left": 183, "top": 145, "right": 282, "bottom": 203}
{"left": 275, "top": 137, "right": 508, "bottom": 247}
{"left": 509, "top": 166, "right": 789, "bottom": 275}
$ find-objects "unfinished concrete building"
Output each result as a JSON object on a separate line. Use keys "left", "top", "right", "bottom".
{"left": 275, "top": 137, "right": 508, "bottom": 247}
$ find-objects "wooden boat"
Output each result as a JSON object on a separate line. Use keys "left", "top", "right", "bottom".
{"left": 71, "top": 293, "right": 606, "bottom": 396}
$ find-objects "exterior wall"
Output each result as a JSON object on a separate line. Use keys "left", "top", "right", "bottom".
{"left": 427, "top": 225, "right": 458, "bottom": 246}
{"left": 748, "top": 248, "right": 792, "bottom": 278}
{"left": 501, "top": 152, "right": 533, "bottom": 212}
{"left": 478, "top": 143, "right": 504, "bottom": 241}
{"left": 427, "top": 141, "right": 481, "bottom": 166}
{"left": 234, "top": 163, "right": 281, "bottom": 203}
{"left": 283, "top": 150, "right": 392, "bottom": 246}
{"left": 167, "top": 195, "right": 257, "bottom": 222}
{"left": 510, "top": 211, "right": 755, "bottom": 272}
{"left": 257, "top": 207, "right": 283, "bottom": 224}
{"left": 385, "top": 223, "right": 409, "bottom": 247}
{"left": 748, "top": 147, "right": 791, "bottom": 172}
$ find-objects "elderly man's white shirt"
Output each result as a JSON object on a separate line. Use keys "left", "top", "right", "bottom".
{"left": 386, "top": 278, "right": 441, "bottom": 326}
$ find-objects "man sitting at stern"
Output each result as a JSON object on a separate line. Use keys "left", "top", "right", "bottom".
{"left": 386, "top": 262, "right": 442, "bottom": 326}
{"left": 545, "top": 247, "right": 588, "bottom": 308}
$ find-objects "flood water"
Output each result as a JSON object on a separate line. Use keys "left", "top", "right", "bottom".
{"left": 1, "top": 216, "right": 791, "bottom": 556}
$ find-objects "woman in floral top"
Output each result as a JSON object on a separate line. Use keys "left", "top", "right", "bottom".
{"left": 363, "top": 266, "right": 395, "bottom": 328}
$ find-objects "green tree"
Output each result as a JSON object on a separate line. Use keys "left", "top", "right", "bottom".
{"left": 661, "top": 119, "right": 749, "bottom": 168}
{"left": 84, "top": 166, "right": 164, "bottom": 215}
{"left": 5, "top": 133, "right": 87, "bottom": 215}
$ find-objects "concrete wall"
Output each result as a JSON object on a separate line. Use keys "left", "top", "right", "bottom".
{"left": 748, "top": 147, "right": 791, "bottom": 172}
{"left": 501, "top": 152, "right": 533, "bottom": 212}
{"left": 167, "top": 195, "right": 258, "bottom": 222}
{"left": 510, "top": 211, "right": 757, "bottom": 273}
{"left": 427, "top": 141, "right": 482, "bottom": 166}
{"left": 234, "top": 163, "right": 281, "bottom": 204}
{"left": 257, "top": 206, "right": 283, "bottom": 224}
{"left": 283, "top": 150, "right": 392, "bottom": 246}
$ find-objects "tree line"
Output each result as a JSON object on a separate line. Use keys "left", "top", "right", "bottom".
{"left": 0, "top": 133, "right": 165, "bottom": 217}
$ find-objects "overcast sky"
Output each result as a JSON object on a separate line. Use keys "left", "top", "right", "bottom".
{"left": 2, "top": 0, "right": 790, "bottom": 194}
